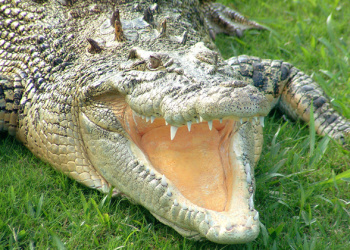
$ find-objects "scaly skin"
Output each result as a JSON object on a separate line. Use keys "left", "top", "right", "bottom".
{"left": 0, "top": 0, "right": 349, "bottom": 244}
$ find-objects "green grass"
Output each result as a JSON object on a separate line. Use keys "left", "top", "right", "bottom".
{"left": 1, "top": 0, "right": 350, "bottom": 249}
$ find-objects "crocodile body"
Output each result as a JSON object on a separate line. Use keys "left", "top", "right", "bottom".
{"left": 0, "top": 0, "right": 349, "bottom": 244}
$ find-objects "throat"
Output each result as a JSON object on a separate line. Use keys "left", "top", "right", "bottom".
{"left": 140, "top": 123, "right": 233, "bottom": 211}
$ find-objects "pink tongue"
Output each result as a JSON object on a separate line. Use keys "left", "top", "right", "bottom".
{"left": 140, "top": 123, "right": 228, "bottom": 211}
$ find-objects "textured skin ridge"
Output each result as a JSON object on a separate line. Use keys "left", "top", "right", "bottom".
{"left": 280, "top": 67, "right": 350, "bottom": 140}
{"left": 1, "top": 0, "right": 349, "bottom": 244}
{"left": 0, "top": 0, "right": 113, "bottom": 192}
{"left": 0, "top": 74, "right": 22, "bottom": 134}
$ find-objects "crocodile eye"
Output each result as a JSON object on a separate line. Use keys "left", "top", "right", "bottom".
{"left": 149, "top": 55, "right": 162, "bottom": 69}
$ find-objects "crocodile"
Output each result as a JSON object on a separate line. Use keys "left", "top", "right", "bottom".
{"left": 0, "top": 0, "right": 349, "bottom": 245}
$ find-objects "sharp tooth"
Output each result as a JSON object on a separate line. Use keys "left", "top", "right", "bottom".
{"left": 146, "top": 116, "right": 150, "bottom": 122}
{"left": 182, "top": 204, "right": 188, "bottom": 210}
{"left": 195, "top": 118, "right": 199, "bottom": 123}
{"left": 187, "top": 121, "right": 191, "bottom": 131}
{"left": 254, "top": 212, "right": 259, "bottom": 221}
{"left": 165, "top": 121, "right": 168, "bottom": 125}
{"left": 161, "top": 175, "right": 168, "bottom": 187}
{"left": 150, "top": 169, "right": 155, "bottom": 176}
{"left": 167, "top": 188, "right": 172, "bottom": 197}
{"left": 174, "top": 199, "right": 179, "bottom": 206}
{"left": 246, "top": 216, "right": 253, "bottom": 227}
{"left": 208, "top": 120, "right": 213, "bottom": 130}
{"left": 194, "top": 208, "right": 198, "bottom": 213}
{"left": 205, "top": 214, "right": 209, "bottom": 224}
{"left": 200, "top": 116, "right": 204, "bottom": 122}
{"left": 219, "top": 118, "right": 223, "bottom": 123}
{"left": 249, "top": 195, "right": 254, "bottom": 210}
{"left": 132, "top": 112, "right": 138, "bottom": 124}
{"left": 142, "top": 115, "right": 145, "bottom": 119}
{"left": 240, "top": 118, "right": 243, "bottom": 124}
{"left": 247, "top": 172, "right": 252, "bottom": 184}
{"left": 245, "top": 163, "right": 251, "bottom": 174}
{"left": 170, "top": 126, "right": 178, "bottom": 140}
{"left": 151, "top": 116, "right": 155, "bottom": 123}
{"left": 260, "top": 116, "right": 264, "bottom": 127}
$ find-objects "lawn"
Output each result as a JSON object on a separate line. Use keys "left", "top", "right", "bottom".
{"left": 1, "top": 0, "right": 350, "bottom": 249}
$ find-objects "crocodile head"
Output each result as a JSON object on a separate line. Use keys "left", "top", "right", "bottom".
{"left": 78, "top": 42, "right": 270, "bottom": 244}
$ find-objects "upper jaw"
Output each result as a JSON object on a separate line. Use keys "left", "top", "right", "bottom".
{"left": 126, "top": 82, "right": 270, "bottom": 128}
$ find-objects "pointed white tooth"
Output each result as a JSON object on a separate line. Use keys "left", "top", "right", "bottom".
{"left": 132, "top": 112, "right": 138, "bottom": 125}
{"left": 254, "top": 212, "right": 259, "bottom": 221}
{"left": 205, "top": 214, "right": 209, "bottom": 224}
{"left": 142, "top": 115, "right": 145, "bottom": 119}
{"left": 247, "top": 172, "right": 252, "bottom": 184}
{"left": 249, "top": 195, "right": 254, "bottom": 210}
{"left": 219, "top": 118, "right": 223, "bottom": 123}
{"left": 161, "top": 175, "right": 168, "bottom": 187}
{"left": 151, "top": 116, "right": 155, "bottom": 123}
{"left": 246, "top": 216, "right": 253, "bottom": 227}
{"left": 194, "top": 208, "right": 198, "bottom": 213}
{"left": 245, "top": 163, "right": 251, "bottom": 174}
{"left": 167, "top": 188, "right": 172, "bottom": 197}
{"left": 170, "top": 126, "right": 178, "bottom": 140}
{"left": 195, "top": 118, "right": 199, "bottom": 123}
{"left": 260, "top": 116, "right": 264, "bottom": 127}
{"left": 174, "top": 199, "right": 179, "bottom": 206}
{"left": 146, "top": 116, "right": 150, "bottom": 122}
{"left": 145, "top": 168, "right": 150, "bottom": 173}
{"left": 200, "top": 116, "right": 204, "bottom": 122}
{"left": 240, "top": 118, "right": 243, "bottom": 124}
{"left": 208, "top": 120, "right": 213, "bottom": 130}
{"left": 187, "top": 121, "right": 192, "bottom": 131}
{"left": 182, "top": 204, "right": 188, "bottom": 210}
{"left": 150, "top": 169, "right": 155, "bottom": 176}
{"left": 132, "top": 110, "right": 136, "bottom": 116}
{"left": 165, "top": 121, "right": 168, "bottom": 125}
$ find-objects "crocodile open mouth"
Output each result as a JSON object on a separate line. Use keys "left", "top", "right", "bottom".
{"left": 82, "top": 95, "right": 262, "bottom": 243}
{"left": 125, "top": 108, "right": 237, "bottom": 212}
{"left": 122, "top": 104, "right": 261, "bottom": 214}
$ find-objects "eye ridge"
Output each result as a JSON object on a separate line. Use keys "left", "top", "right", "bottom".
{"left": 130, "top": 60, "right": 147, "bottom": 71}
